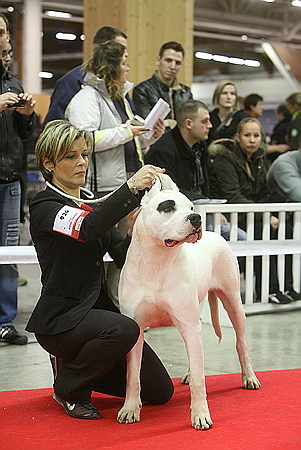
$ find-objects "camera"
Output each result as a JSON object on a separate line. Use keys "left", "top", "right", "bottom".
{"left": 11, "top": 98, "right": 26, "bottom": 108}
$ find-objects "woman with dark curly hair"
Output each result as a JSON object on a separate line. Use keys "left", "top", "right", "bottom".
{"left": 66, "top": 40, "right": 164, "bottom": 197}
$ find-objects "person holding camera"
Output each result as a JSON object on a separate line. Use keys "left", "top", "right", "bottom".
{"left": 0, "top": 13, "right": 36, "bottom": 345}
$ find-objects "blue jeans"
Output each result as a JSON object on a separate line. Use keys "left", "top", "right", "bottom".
{"left": 0, "top": 181, "right": 21, "bottom": 326}
{"left": 206, "top": 214, "right": 247, "bottom": 241}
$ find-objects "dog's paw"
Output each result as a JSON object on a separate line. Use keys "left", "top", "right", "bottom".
{"left": 242, "top": 373, "right": 261, "bottom": 390}
{"left": 191, "top": 410, "right": 213, "bottom": 430}
{"left": 117, "top": 405, "right": 141, "bottom": 424}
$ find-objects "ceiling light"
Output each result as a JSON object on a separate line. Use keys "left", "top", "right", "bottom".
{"left": 45, "top": 10, "right": 72, "bottom": 19}
{"left": 195, "top": 52, "right": 261, "bottom": 68}
{"left": 195, "top": 51, "right": 213, "bottom": 60}
{"left": 7, "top": 6, "right": 14, "bottom": 12}
{"left": 213, "top": 54, "right": 229, "bottom": 63}
{"left": 38, "top": 71, "right": 53, "bottom": 79}
{"left": 229, "top": 57, "right": 245, "bottom": 65}
{"left": 292, "top": 0, "right": 301, "bottom": 7}
{"left": 262, "top": 0, "right": 275, "bottom": 3}
{"left": 56, "top": 32, "right": 77, "bottom": 41}
{"left": 244, "top": 59, "right": 261, "bottom": 67}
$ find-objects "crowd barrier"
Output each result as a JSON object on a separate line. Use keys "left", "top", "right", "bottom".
{"left": 195, "top": 202, "right": 301, "bottom": 323}
{"left": 1, "top": 202, "right": 300, "bottom": 322}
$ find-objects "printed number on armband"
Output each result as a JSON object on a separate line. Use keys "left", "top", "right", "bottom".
{"left": 53, "top": 206, "right": 89, "bottom": 239}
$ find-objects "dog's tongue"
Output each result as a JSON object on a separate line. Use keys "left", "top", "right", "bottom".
{"left": 165, "top": 239, "right": 178, "bottom": 247}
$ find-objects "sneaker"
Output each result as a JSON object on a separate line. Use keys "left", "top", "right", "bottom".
{"left": 284, "top": 289, "right": 301, "bottom": 301}
{"left": 268, "top": 291, "right": 292, "bottom": 305}
{"left": 52, "top": 393, "right": 101, "bottom": 419}
{"left": 0, "top": 325, "right": 28, "bottom": 345}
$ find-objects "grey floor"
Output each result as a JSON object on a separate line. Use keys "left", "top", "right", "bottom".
{"left": 1, "top": 261, "right": 300, "bottom": 392}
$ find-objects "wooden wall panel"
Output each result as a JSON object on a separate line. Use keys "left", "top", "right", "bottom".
{"left": 83, "top": 0, "right": 194, "bottom": 87}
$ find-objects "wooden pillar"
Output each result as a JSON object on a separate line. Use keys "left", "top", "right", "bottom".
{"left": 83, "top": 0, "right": 194, "bottom": 87}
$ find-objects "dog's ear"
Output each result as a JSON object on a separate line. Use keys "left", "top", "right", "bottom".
{"left": 140, "top": 173, "right": 179, "bottom": 207}
{"left": 157, "top": 173, "right": 179, "bottom": 192}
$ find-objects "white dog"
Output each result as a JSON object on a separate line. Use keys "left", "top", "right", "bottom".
{"left": 117, "top": 174, "right": 260, "bottom": 430}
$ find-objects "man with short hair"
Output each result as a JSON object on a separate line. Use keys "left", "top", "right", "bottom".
{"left": 144, "top": 99, "right": 211, "bottom": 200}
{"left": 144, "top": 99, "right": 246, "bottom": 241}
{"left": 244, "top": 93, "right": 263, "bottom": 118}
{"left": 133, "top": 41, "right": 192, "bottom": 129}
{"left": 43, "top": 26, "right": 128, "bottom": 126}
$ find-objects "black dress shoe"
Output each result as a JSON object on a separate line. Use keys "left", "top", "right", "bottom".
{"left": 52, "top": 393, "right": 101, "bottom": 419}
{"left": 284, "top": 289, "right": 301, "bottom": 301}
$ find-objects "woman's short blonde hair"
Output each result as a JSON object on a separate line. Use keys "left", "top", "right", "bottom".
{"left": 35, "top": 120, "right": 93, "bottom": 181}
{"left": 212, "top": 80, "right": 237, "bottom": 107}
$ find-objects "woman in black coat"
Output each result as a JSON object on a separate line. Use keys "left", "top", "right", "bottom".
{"left": 207, "top": 80, "right": 249, "bottom": 144}
{"left": 208, "top": 117, "right": 298, "bottom": 304}
{"left": 26, "top": 120, "right": 173, "bottom": 419}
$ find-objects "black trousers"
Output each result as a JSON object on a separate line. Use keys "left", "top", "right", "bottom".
{"left": 36, "top": 303, "right": 174, "bottom": 405}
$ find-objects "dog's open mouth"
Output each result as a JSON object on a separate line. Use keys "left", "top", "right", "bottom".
{"left": 164, "top": 228, "right": 202, "bottom": 247}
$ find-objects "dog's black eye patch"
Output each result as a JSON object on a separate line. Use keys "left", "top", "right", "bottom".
{"left": 157, "top": 200, "right": 176, "bottom": 214}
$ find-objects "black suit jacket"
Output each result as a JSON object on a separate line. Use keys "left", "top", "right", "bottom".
{"left": 26, "top": 183, "right": 139, "bottom": 335}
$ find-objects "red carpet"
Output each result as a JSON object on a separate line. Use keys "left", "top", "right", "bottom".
{"left": 1, "top": 369, "right": 300, "bottom": 450}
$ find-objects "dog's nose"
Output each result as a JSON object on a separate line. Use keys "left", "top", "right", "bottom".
{"left": 187, "top": 213, "right": 202, "bottom": 230}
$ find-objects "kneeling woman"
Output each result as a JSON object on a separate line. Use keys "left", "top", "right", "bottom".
{"left": 26, "top": 120, "right": 173, "bottom": 419}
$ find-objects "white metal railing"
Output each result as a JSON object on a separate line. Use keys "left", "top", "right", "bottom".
{"left": 195, "top": 202, "right": 301, "bottom": 315}
{"left": 1, "top": 203, "right": 301, "bottom": 317}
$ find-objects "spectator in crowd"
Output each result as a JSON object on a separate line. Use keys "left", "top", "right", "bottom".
{"left": 25, "top": 120, "right": 172, "bottom": 419}
{"left": 236, "top": 95, "right": 245, "bottom": 111}
{"left": 207, "top": 80, "right": 249, "bottom": 144}
{"left": 43, "top": 26, "right": 128, "bottom": 127}
{"left": 267, "top": 103, "right": 291, "bottom": 163}
{"left": 1, "top": 39, "right": 30, "bottom": 287}
{"left": 285, "top": 92, "right": 301, "bottom": 150}
{"left": 0, "top": 12, "right": 37, "bottom": 345}
{"left": 133, "top": 41, "right": 193, "bottom": 130}
{"left": 145, "top": 99, "right": 247, "bottom": 241}
{"left": 66, "top": 40, "right": 164, "bottom": 197}
{"left": 242, "top": 92, "right": 289, "bottom": 161}
{"left": 267, "top": 148, "right": 301, "bottom": 203}
{"left": 66, "top": 40, "right": 164, "bottom": 302}
{"left": 244, "top": 93, "right": 263, "bottom": 118}
{"left": 208, "top": 117, "right": 300, "bottom": 303}
{"left": 1, "top": 39, "right": 13, "bottom": 69}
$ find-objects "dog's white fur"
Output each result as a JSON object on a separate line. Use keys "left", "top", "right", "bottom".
{"left": 117, "top": 174, "right": 260, "bottom": 430}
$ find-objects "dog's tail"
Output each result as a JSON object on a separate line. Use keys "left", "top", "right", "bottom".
{"left": 208, "top": 291, "right": 222, "bottom": 342}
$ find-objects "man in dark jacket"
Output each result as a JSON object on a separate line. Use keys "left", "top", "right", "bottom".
{"left": 144, "top": 99, "right": 211, "bottom": 200}
{"left": 133, "top": 41, "right": 192, "bottom": 130}
{"left": 0, "top": 13, "right": 36, "bottom": 345}
{"left": 144, "top": 99, "right": 247, "bottom": 241}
